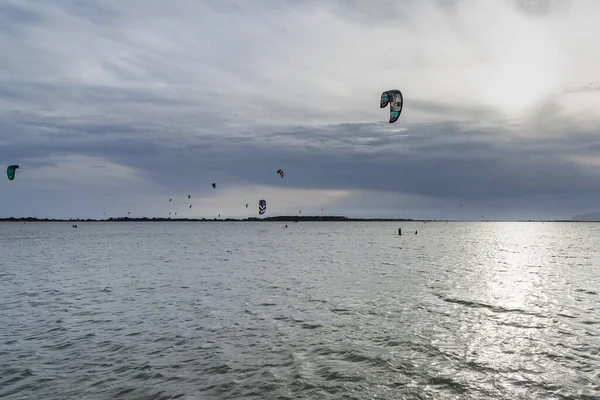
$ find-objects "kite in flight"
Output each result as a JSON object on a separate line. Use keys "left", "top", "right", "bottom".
{"left": 6, "top": 165, "right": 19, "bottom": 181}
{"left": 380, "top": 89, "right": 403, "bottom": 123}
{"left": 277, "top": 169, "right": 284, "bottom": 178}
{"left": 212, "top": 183, "right": 216, "bottom": 188}
{"left": 259, "top": 199, "right": 266, "bottom": 215}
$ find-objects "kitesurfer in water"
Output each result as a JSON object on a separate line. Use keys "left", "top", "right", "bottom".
{"left": 398, "top": 228, "right": 402, "bottom": 236}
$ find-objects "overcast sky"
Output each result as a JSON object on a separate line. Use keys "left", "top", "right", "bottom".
{"left": 1, "top": 0, "right": 600, "bottom": 220}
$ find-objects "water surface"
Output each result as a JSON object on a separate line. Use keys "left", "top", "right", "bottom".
{"left": 1, "top": 221, "right": 599, "bottom": 399}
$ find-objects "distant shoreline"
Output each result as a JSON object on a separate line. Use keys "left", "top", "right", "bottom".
{"left": 0, "top": 216, "right": 588, "bottom": 222}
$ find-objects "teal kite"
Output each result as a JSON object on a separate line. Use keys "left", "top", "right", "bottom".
{"left": 380, "top": 89, "right": 403, "bottom": 123}
{"left": 7, "top": 165, "right": 19, "bottom": 181}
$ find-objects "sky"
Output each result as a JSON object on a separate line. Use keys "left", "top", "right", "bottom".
{"left": 1, "top": 0, "right": 600, "bottom": 220}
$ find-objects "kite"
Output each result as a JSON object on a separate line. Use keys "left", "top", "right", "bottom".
{"left": 6, "top": 165, "right": 19, "bottom": 181}
{"left": 169, "top": 199, "right": 172, "bottom": 202}
{"left": 277, "top": 169, "right": 284, "bottom": 178}
{"left": 188, "top": 195, "right": 191, "bottom": 199}
{"left": 189, "top": 205, "right": 193, "bottom": 209}
{"left": 380, "top": 89, "right": 403, "bottom": 123}
{"left": 259, "top": 199, "right": 266, "bottom": 215}
{"left": 212, "top": 183, "right": 216, "bottom": 188}
{"left": 246, "top": 204, "right": 249, "bottom": 208}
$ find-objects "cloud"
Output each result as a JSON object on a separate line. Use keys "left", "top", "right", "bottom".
{"left": 25, "top": 155, "right": 147, "bottom": 189}
{"left": 1, "top": 0, "right": 600, "bottom": 219}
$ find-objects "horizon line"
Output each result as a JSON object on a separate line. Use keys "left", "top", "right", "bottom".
{"left": 0, "top": 216, "right": 590, "bottom": 223}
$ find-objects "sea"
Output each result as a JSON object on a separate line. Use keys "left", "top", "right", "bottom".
{"left": 1, "top": 221, "right": 599, "bottom": 400}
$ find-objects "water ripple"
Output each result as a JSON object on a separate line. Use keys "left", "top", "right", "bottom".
{"left": 1, "top": 221, "right": 600, "bottom": 399}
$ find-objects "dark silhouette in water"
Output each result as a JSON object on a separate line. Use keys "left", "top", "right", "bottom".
{"left": 398, "top": 228, "right": 402, "bottom": 235}
{"left": 415, "top": 230, "right": 417, "bottom": 234}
